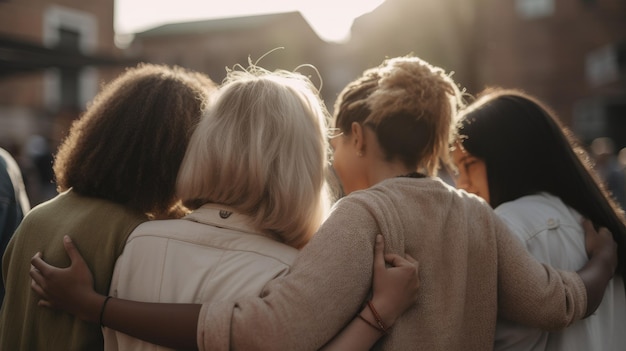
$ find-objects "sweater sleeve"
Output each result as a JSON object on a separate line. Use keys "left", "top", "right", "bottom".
{"left": 494, "top": 213, "right": 587, "bottom": 330}
{"left": 197, "top": 197, "right": 380, "bottom": 351}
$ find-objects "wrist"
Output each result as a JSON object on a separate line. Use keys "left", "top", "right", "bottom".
{"left": 592, "top": 246, "right": 617, "bottom": 275}
{"left": 365, "top": 299, "right": 393, "bottom": 334}
{"left": 369, "top": 296, "right": 397, "bottom": 327}
{"left": 83, "top": 293, "right": 108, "bottom": 323}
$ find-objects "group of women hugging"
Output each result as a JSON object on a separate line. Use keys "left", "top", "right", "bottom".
{"left": 0, "top": 53, "right": 624, "bottom": 350}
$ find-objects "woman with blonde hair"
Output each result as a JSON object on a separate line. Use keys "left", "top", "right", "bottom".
{"left": 31, "top": 56, "right": 616, "bottom": 350}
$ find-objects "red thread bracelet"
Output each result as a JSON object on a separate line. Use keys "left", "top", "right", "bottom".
{"left": 357, "top": 313, "right": 386, "bottom": 334}
{"left": 367, "top": 300, "right": 389, "bottom": 335}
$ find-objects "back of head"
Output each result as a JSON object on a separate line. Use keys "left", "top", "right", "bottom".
{"left": 457, "top": 88, "right": 626, "bottom": 240}
{"left": 176, "top": 65, "right": 331, "bottom": 248}
{"left": 54, "top": 63, "right": 217, "bottom": 219}
{"left": 333, "top": 55, "right": 464, "bottom": 175}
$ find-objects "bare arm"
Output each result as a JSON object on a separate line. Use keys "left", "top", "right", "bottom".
{"left": 321, "top": 234, "right": 419, "bottom": 350}
{"left": 578, "top": 219, "right": 618, "bottom": 317}
{"left": 30, "top": 235, "right": 200, "bottom": 350}
{"left": 31, "top": 234, "right": 418, "bottom": 351}
{"left": 31, "top": 199, "right": 385, "bottom": 350}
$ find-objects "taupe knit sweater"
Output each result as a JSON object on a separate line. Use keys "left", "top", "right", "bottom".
{"left": 198, "top": 177, "right": 586, "bottom": 350}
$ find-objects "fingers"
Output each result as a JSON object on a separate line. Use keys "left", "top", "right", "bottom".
{"left": 63, "top": 235, "right": 84, "bottom": 265}
{"left": 30, "top": 252, "right": 51, "bottom": 277}
{"left": 374, "top": 236, "right": 419, "bottom": 268}
{"left": 582, "top": 219, "right": 597, "bottom": 235}
{"left": 384, "top": 253, "right": 412, "bottom": 267}
{"left": 38, "top": 299, "right": 52, "bottom": 308}
{"left": 405, "top": 254, "right": 417, "bottom": 264}
{"left": 598, "top": 227, "right": 612, "bottom": 238}
{"left": 30, "top": 264, "right": 48, "bottom": 296}
{"left": 30, "top": 277, "right": 49, "bottom": 300}
{"left": 383, "top": 253, "right": 418, "bottom": 267}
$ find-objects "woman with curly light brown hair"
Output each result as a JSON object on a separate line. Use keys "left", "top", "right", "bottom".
{"left": 30, "top": 56, "right": 617, "bottom": 351}
{"left": 0, "top": 63, "right": 216, "bottom": 351}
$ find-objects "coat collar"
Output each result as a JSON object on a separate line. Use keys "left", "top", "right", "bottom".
{"left": 183, "top": 203, "right": 264, "bottom": 236}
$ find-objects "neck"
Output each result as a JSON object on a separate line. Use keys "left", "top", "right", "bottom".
{"left": 365, "top": 159, "right": 414, "bottom": 187}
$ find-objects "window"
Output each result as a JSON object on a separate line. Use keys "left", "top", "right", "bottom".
{"left": 42, "top": 5, "right": 98, "bottom": 110}
{"left": 515, "top": 0, "right": 555, "bottom": 19}
{"left": 57, "top": 28, "right": 80, "bottom": 108}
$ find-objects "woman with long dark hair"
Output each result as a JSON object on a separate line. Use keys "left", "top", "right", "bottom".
{"left": 452, "top": 88, "right": 626, "bottom": 350}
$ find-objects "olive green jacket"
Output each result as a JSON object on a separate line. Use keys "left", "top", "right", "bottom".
{"left": 0, "top": 189, "right": 146, "bottom": 351}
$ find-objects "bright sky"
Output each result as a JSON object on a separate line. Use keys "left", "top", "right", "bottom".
{"left": 114, "top": 0, "right": 386, "bottom": 43}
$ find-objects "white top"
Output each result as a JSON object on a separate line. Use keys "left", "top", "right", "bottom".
{"left": 494, "top": 192, "right": 626, "bottom": 351}
{"left": 104, "top": 203, "right": 298, "bottom": 351}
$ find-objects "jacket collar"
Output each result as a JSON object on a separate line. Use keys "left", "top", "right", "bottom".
{"left": 183, "top": 203, "right": 264, "bottom": 236}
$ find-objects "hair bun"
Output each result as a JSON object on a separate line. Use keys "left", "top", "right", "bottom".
{"left": 366, "top": 56, "right": 462, "bottom": 126}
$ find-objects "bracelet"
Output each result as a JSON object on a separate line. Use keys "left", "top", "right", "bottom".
{"left": 367, "top": 300, "right": 390, "bottom": 335}
{"left": 99, "top": 296, "right": 112, "bottom": 327}
{"left": 357, "top": 313, "right": 386, "bottom": 335}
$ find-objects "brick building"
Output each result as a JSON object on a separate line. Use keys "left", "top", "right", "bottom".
{"left": 1, "top": 0, "right": 624, "bottom": 203}
{"left": 0, "top": 0, "right": 130, "bottom": 204}
{"left": 125, "top": 12, "right": 341, "bottom": 105}
{"left": 348, "top": 0, "right": 625, "bottom": 146}
{"left": 470, "top": 0, "right": 626, "bottom": 147}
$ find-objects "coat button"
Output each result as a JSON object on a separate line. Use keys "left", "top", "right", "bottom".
{"left": 546, "top": 218, "right": 559, "bottom": 229}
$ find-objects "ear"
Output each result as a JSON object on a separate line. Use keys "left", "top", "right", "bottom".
{"left": 351, "top": 122, "right": 365, "bottom": 155}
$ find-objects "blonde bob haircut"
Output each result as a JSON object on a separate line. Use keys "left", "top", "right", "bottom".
{"left": 176, "top": 65, "right": 332, "bottom": 249}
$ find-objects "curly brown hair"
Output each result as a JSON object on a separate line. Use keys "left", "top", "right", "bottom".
{"left": 53, "top": 63, "right": 216, "bottom": 219}
{"left": 333, "top": 55, "right": 465, "bottom": 175}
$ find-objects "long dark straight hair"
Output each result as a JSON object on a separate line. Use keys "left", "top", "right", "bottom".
{"left": 457, "top": 88, "right": 626, "bottom": 271}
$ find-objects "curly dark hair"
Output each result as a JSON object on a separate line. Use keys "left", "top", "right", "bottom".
{"left": 53, "top": 63, "right": 216, "bottom": 219}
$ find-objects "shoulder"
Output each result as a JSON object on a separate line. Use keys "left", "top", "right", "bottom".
{"left": 127, "top": 218, "right": 298, "bottom": 266}
{"left": 495, "top": 193, "right": 581, "bottom": 241}
{"left": 496, "top": 193, "right": 574, "bottom": 220}
{"left": 346, "top": 176, "right": 481, "bottom": 206}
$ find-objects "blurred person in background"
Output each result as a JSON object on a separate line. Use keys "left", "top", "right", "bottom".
{"left": 590, "top": 136, "right": 626, "bottom": 210}
{"left": 0, "top": 147, "right": 30, "bottom": 307}
{"left": 452, "top": 88, "right": 626, "bottom": 350}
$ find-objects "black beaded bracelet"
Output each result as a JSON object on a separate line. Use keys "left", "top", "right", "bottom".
{"left": 99, "top": 296, "right": 112, "bottom": 327}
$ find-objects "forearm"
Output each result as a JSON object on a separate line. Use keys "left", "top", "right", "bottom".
{"left": 101, "top": 297, "right": 201, "bottom": 349}
{"left": 577, "top": 248, "right": 616, "bottom": 317}
{"left": 321, "top": 297, "right": 396, "bottom": 351}
{"left": 320, "top": 304, "right": 386, "bottom": 351}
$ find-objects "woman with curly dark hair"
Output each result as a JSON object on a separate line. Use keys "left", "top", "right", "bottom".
{"left": 0, "top": 63, "right": 216, "bottom": 350}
